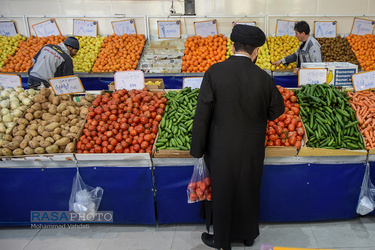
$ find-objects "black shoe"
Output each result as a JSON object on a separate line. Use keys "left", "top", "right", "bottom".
{"left": 201, "top": 233, "right": 231, "bottom": 250}
{"left": 244, "top": 239, "right": 254, "bottom": 246}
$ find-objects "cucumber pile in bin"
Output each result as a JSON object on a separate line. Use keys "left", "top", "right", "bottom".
{"left": 296, "top": 84, "right": 364, "bottom": 150}
{"left": 155, "top": 87, "right": 200, "bottom": 151}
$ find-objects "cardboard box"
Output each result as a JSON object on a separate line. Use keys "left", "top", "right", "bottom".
{"left": 145, "top": 78, "right": 165, "bottom": 90}
{"left": 301, "top": 62, "right": 358, "bottom": 87}
{"left": 108, "top": 79, "right": 165, "bottom": 91}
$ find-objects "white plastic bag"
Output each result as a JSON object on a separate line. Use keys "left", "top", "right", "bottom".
{"left": 187, "top": 157, "right": 212, "bottom": 203}
{"left": 357, "top": 163, "right": 375, "bottom": 215}
{"left": 69, "top": 169, "right": 104, "bottom": 221}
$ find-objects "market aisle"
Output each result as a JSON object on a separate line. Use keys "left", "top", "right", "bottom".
{"left": 0, "top": 217, "right": 375, "bottom": 250}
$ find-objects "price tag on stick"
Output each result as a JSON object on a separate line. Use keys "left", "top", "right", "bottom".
{"left": 49, "top": 75, "right": 85, "bottom": 95}
{"left": 352, "top": 70, "right": 375, "bottom": 91}
{"left": 114, "top": 70, "right": 145, "bottom": 90}
{"left": 298, "top": 68, "right": 328, "bottom": 86}
{"left": 0, "top": 73, "right": 22, "bottom": 88}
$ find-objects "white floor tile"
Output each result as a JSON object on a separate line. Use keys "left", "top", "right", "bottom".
{"left": 0, "top": 227, "right": 40, "bottom": 250}
{"left": 248, "top": 222, "right": 319, "bottom": 249}
{"left": 24, "top": 224, "right": 109, "bottom": 250}
{"left": 98, "top": 224, "right": 175, "bottom": 250}
{"left": 311, "top": 219, "right": 375, "bottom": 249}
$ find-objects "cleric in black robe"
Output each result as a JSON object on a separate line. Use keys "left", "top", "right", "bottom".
{"left": 190, "top": 25, "right": 285, "bottom": 249}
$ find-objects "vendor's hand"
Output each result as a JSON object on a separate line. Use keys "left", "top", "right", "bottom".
{"left": 293, "top": 68, "right": 300, "bottom": 75}
{"left": 272, "top": 60, "right": 282, "bottom": 67}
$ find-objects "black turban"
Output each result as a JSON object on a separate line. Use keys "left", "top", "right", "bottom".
{"left": 230, "top": 24, "right": 266, "bottom": 47}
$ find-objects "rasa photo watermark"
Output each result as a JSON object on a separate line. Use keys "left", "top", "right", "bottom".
{"left": 31, "top": 211, "right": 113, "bottom": 223}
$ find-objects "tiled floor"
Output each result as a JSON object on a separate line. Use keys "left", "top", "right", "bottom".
{"left": 1, "top": 217, "right": 375, "bottom": 250}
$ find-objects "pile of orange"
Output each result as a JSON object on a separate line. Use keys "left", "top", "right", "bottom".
{"left": 91, "top": 34, "right": 146, "bottom": 72}
{"left": 181, "top": 34, "right": 227, "bottom": 73}
{"left": 347, "top": 34, "right": 375, "bottom": 71}
{"left": 0, "top": 35, "right": 66, "bottom": 73}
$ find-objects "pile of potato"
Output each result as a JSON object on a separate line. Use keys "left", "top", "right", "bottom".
{"left": 0, "top": 88, "right": 95, "bottom": 156}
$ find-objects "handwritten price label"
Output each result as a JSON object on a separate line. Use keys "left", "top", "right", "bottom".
{"left": 32, "top": 19, "right": 61, "bottom": 37}
{"left": 298, "top": 68, "right": 327, "bottom": 86}
{"left": 0, "top": 21, "right": 17, "bottom": 37}
{"left": 276, "top": 20, "right": 297, "bottom": 37}
{"left": 194, "top": 20, "right": 218, "bottom": 37}
{"left": 49, "top": 75, "right": 85, "bottom": 95}
{"left": 157, "top": 20, "right": 181, "bottom": 39}
{"left": 352, "top": 70, "right": 375, "bottom": 91}
{"left": 351, "top": 17, "right": 375, "bottom": 35}
{"left": 183, "top": 77, "right": 203, "bottom": 89}
{"left": 114, "top": 70, "right": 145, "bottom": 90}
{"left": 314, "top": 21, "right": 337, "bottom": 38}
{"left": 73, "top": 19, "right": 98, "bottom": 37}
{"left": 0, "top": 73, "right": 22, "bottom": 88}
{"left": 112, "top": 19, "right": 137, "bottom": 35}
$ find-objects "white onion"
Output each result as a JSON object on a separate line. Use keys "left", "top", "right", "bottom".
{"left": 0, "top": 90, "right": 10, "bottom": 98}
{"left": 11, "top": 109, "right": 23, "bottom": 117}
{"left": 15, "top": 87, "right": 24, "bottom": 93}
{"left": 9, "top": 93, "right": 18, "bottom": 100}
{"left": 27, "top": 89, "right": 36, "bottom": 95}
{"left": 22, "top": 98, "right": 31, "bottom": 106}
{"left": 10, "top": 101, "right": 20, "bottom": 110}
{"left": 0, "top": 123, "right": 6, "bottom": 133}
{"left": 3, "top": 114, "right": 13, "bottom": 123}
{"left": 0, "top": 100, "right": 10, "bottom": 108}
{"left": 18, "top": 93, "right": 27, "bottom": 101}
{"left": 5, "top": 122, "right": 16, "bottom": 129}
{"left": 1, "top": 108, "right": 10, "bottom": 116}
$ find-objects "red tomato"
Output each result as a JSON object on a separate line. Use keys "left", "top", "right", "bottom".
{"left": 115, "top": 145, "right": 123, "bottom": 153}
{"left": 289, "top": 136, "right": 297, "bottom": 146}
{"left": 295, "top": 140, "right": 302, "bottom": 149}
{"left": 288, "top": 123, "right": 295, "bottom": 132}
{"left": 274, "top": 139, "right": 281, "bottom": 146}
{"left": 269, "top": 134, "right": 278, "bottom": 141}
{"left": 133, "top": 144, "right": 141, "bottom": 152}
{"left": 296, "top": 127, "right": 305, "bottom": 136}
{"left": 140, "top": 141, "right": 149, "bottom": 149}
{"left": 267, "top": 141, "right": 274, "bottom": 146}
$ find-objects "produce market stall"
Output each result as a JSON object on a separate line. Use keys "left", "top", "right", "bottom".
{"left": 153, "top": 156, "right": 367, "bottom": 224}
{"left": 0, "top": 154, "right": 156, "bottom": 226}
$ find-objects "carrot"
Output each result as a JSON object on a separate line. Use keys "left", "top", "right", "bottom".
{"left": 364, "top": 118, "right": 372, "bottom": 126}
{"left": 368, "top": 108, "right": 375, "bottom": 112}
{"left": 365, "top": 130, "right": 373, "bottom": 148}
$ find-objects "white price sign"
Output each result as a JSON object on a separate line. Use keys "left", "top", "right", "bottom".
{"left": 73, "top": 19, "right": 98, "bottom": 37}
{"left": 0, "top": 73, "right": 22, "bottom": 88}
{"left": 298, "top": 68, "right": 328, "bottom": 86}
{"left": 49, "top": 75, "right": 85, "bottom": 95}
{"left": 351, "top": 17, "right": 375, "bottom": 35}
{"left": 32, "top": 19, "right": 61, "bottom": 37}
{"left": 314, "top": 21, "right": 337, "bottom": 38}
{"left": 352, "top": 70, "right": 375, "bottom": 91}
{"left": 194, "top": 20, "right": 218, "bottom": 37}
{"left": 112, "top": 19, "right": 137, "bottom": 35}
{"left": 157, "top": 20, "right": 181, "bottom": 39}
{"left": 183, "top": 77, "right": 203, "bottom": 89}
{"left": 276, "top": 19, "right": 297, "bottom": 37}
{"left": 114, "top": 70, "right": 145, "bottom": 90}
{"left": 0, "top": 21, "right": 18, "bottom": 36}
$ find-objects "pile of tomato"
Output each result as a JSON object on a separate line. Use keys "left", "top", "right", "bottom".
{"left": 76, "top": 88, "right": 167, "bottom": 154}
{"left": 265, "top": 86, "right": 305, "bottom": 149}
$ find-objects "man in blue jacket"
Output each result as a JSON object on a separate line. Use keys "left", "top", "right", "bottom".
{"left": 28, "top": 36, "right": 80, "bottom": 89}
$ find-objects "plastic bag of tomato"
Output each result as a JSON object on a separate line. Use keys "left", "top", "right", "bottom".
{"left": 265, "top": 86, "right": 305, "bottom": 149}
{"left": 76, "top": 88, "right": 167, "bottom": 155}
